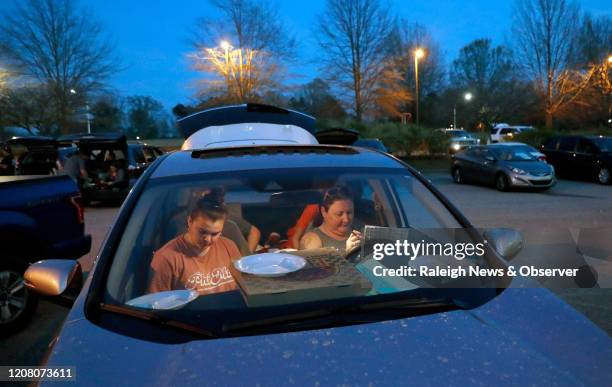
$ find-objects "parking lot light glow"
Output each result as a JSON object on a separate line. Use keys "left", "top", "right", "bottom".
{"left": 464, "top": 92, "right": 472, "bottom": 101}
{"left": 220, "top": 40, "right": 230, "bottom": 51}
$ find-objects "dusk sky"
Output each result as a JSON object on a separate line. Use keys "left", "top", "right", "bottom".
{"left": 3, "top": 0, "right": 611, "bottom": 110}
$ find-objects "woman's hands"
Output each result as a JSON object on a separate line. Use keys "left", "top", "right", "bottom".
{"left": 345, "top": 230, "right": 362, "bottom": 254}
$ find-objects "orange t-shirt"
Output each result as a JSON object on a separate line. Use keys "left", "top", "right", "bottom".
{"left": 286, "top": 204, "right": 320, "bottom": 248}
{"left": 148, "top": 235, "right": 242, "bottom": 295}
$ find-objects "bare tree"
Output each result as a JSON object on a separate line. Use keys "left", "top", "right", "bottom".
{"left": 0, "top": 84, "right": 56, "bottom": 134}
{"left": 191, "top": 45, "right": 280, "bottom": 103}
{"left": 392, "top": 22, "right": 446, "bottom": 100}
{"left": 512, "top": 0, "right": 586, "bottom": 128}
{"left": 315, "top": 0, "right": 395, "bottom": 121}
{"left": 190, "top": 0, "right": 295, "bottom": 103}
{"left": 0, "top": 0, "right": 119, "bottom": 134}
{"left": 194, "top": 0, "right": 296, "bottom": 58}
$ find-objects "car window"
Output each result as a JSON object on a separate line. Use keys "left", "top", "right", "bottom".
{"left": 575, "top": 139, "right": 596, "bottom": 154}
{"left": 559, "top": 137, "right": 577, "bottom": 152}
{"left": 590, "top": 137, "right": 612, "bottom": 152}
{"left": 464, "top": 147, "right": 481, "bottom": 157}
{"left": 500, "top": 128, "right": 514, "bottom": 135}
{"left": 131, "top": 146, "right": 146, "bottom": 163}
{"left": 143, "top": 147, "right": 157, "bottom": 162}
{"left": 491, "top": 146, "right": 538, "bottom": 161}
{"left": 102, "top": 166, "right": 485, "bottom": 336}
{"left": 542, "top": 137, "right": 559, "bottom": 151}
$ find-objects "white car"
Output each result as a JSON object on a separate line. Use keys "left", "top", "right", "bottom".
{"left": 490, "top": 125, "right": 534, "bottom": 143}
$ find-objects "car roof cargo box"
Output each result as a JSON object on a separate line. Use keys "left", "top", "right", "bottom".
{"left": 177, "top": 103, "right": 317, "bottom": 138}
{"left": 314, "top": 128, "right": 360, "bottom": 145}
{"left": 7, "top": 136, "right": 58, "bottom": 151}
{"left": 57, "top": 133, "right": 127, "bottom": 148}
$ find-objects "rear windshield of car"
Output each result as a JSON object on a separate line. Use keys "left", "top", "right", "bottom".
{"left": 101, "top": 167, "right": 503, "bottom": 338}
{"left": 491, "top": 146, "right": 539, "bottom": 161}
{"left": 446, "top": 130, "right": 469, "bottom": 137}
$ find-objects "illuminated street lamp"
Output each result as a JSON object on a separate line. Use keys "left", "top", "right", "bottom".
{"left": 607, "top": 55, "right": 612, "bottom": 64}
{"left": 414, "top": 48, "right": 425, "bottom": 126}
{"left": 453, "top": 92, "right": 473, "bottom": 131}
{"left": 70, "top": 88, "right": 91, "bottom": 134}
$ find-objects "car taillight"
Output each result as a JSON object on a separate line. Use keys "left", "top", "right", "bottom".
{"left": 538, "top": 155, "right": 547, "bottom": 161}
{"left": 70, "top": 194, "right": 85, "bottom": 224}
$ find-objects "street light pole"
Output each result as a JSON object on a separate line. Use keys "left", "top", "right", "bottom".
{"left": 86, "top": 103, "right": 91, "bottom": 134}
{"left": 414, "top": 48, "right": 424, "bottom": 126}
{"left": 453, "top": 92, "right": 473, "bottom": 130}
{"left": 70, "top": 88, "right": 91, "bottom": 134}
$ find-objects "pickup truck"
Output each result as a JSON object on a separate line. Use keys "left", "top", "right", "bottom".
{"left": 0, "top": 175, "right": 91, "bottom": 335}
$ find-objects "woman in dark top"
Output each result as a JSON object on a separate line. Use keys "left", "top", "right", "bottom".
{"left": 299, "top": 185, "right": 362, "bottom": 253}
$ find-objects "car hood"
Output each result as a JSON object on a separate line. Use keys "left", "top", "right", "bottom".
{"left": 505, "top": 161, "right": 552, "bottom": 174}
{"left": 449, "top": 136, "right": 477, "bottom": 142}
{"left": 45, "top": 287, "right": 610, "bottom": 386}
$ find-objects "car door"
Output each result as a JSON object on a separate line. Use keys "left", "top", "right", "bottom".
{"left": 574, "top": 139, "right": 599, "bottom": 181}
{"left": 479, "top": 149, "right": 498, "bottom": 184}
{"left": 557, "top": 137, "right": 578, "bottom": 178}
{"left": 456, "top": 147, "right": 481, "bottom": 181}
{"left": 541, "top": 137, "right": 560, "bottom": 167}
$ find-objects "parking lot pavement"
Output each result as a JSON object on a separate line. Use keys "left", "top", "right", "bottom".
{"left": 425, "top": 172, "right": 612, "bottom": 229}
{"left": 2, "top": 176, "right": 611, "bottom": 367}
{"left": 424, "top": 171, "right": 612, "bottom": 334}
{"left": 78, "top": 205, "right": 118, "bottom": 274}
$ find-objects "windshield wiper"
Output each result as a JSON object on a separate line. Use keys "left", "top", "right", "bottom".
{"left": 100, "top": 303, "right": 217, "bottom": 338}
{"left": 222, "top": 297, "right": 456, "bottom": 336}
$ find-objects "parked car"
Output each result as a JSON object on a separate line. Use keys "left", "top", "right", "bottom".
{"left": 127, "top": 142, "right": 164, "bottom": 181}
{"left": 24, "top": 140, "right": 609, "bottom": 385}
{"left": 314, "top": 127, "right": 389, "bottom": 152}
{"left": 57, "top": 134, "right": 164, "bottom": 203}
{"left": 440, "top": 129, "right": 479, "bottom": 154}
{"left": 0, "top": 174, "right": 90, "bottom": 335}
{"left": 540, "top": 135, "right": 612, "bottom": 185}
{"left": 4, "top": 136, "right": 60, "bottom": 175}
{"left": 451, "top": 144, "right": 556, "bottom": 191}
{"left": 490, "top": 125, "right": 534, "bottom": 143}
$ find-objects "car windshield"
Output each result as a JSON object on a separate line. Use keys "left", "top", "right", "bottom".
{"left": 446, "top": 130, "right": 469, "bottom": 137}
{"left": 491, "top": 146, "right": 539, "bottom": 161}
{"left": 103, "top": 167, "right": 501, "bottom": 337}
{"left": 591, "top": 137, "right": 612, "bottom": 152}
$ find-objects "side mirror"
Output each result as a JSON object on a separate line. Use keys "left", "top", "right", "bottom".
{"left": 483, "top": 228, "right": 523, "bottom": 260}
{"left": 24, "top": 260, "right": 83, "bottom": 306}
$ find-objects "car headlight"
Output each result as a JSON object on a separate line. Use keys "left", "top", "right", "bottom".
{"left": 511, "top": 167, "right": 527, "bottom": 175}
{"left": 451, "top": 143, "right": 461, "bottom": 150}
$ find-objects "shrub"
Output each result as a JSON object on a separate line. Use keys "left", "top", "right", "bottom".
{"left": 363, "top": 123, "right": 446, "bottom": 156}
{"left": 514, "top": 127, "right": 561, "bottom": 148}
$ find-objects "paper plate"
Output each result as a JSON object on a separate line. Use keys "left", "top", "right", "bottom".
{"left": 126, "top": 289, "right": 199, "bottom": 310}
{"left": 234, "top": 253, "right": 307, "bottom": 277}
